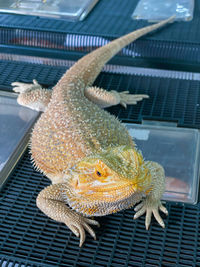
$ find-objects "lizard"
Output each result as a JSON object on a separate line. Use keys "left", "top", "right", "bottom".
{"left": 12, "top": 16, "right": 174, "bottom": 247}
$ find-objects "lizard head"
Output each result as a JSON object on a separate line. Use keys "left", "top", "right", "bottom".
{"left": 62, "top": 145, "right": 152, "bottom": 216}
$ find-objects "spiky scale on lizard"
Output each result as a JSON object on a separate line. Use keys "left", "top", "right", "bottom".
{"left": 12, "top": 17, "right": 173, "bottom": 246}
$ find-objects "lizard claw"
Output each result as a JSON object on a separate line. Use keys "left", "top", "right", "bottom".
{"left": 12, "top": 79, "right": 41, "bottom": 93}
{"left": 134, "top": 199, "right": 168, "bottom": 230}
{"left": 117, "top": 91, "right": 149, "bottom": 108}
{"left": 65, "top": 213, "right": 100, "bottom": 247}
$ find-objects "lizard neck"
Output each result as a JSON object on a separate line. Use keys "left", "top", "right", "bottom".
{"left": 61, "top": 182, "right": 144, "bottom": 217}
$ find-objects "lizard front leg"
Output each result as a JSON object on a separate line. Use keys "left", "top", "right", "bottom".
{"left": 36, "top": 183, "right": 100, "bottom": 247}
{"left": 84, "top": 86, "right": 149, "bottom": 108}
{"left": 12, "top": 79, "right": 52, "bottom": 112}
{"left": 134, "top": 161, "right": 168, "bottom": 229}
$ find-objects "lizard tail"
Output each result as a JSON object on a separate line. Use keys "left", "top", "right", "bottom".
{"left": 56, "top": 16, "right": 175, "bottom": 91}
{"left": 96, "top": 16, "right": 175, "bottom": 59}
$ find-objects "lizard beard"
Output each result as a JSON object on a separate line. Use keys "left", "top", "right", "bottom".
{"left": 61, "top": 182, "right": 143, "bottom": 217}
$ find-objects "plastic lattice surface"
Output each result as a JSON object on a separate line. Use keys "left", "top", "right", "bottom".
{"left": 0, "top": 0, "right": 200, "bottom": 66}
{"left": 1, "top": 149, "right": 200, "bottom": 267}
{"left": 0, "top": 59, "right": 200, "bottom": 128}
{"left": 0, "top": 59, "right": 200, "bottom": 266}
{"left": 0, "top": 149, "right": 200, "bottom": 267}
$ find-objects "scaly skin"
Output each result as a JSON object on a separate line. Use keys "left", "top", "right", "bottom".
{"left": 12, "top": 17, "right": 173, "bottom": 246}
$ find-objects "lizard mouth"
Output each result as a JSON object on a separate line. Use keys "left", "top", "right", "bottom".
{"left": 61, "top": 180, "right": 144, "bottom": 216}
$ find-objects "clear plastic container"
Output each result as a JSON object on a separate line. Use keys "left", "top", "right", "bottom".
{"left": 126, "top": 123, "right": 200, "bottom": 204}
{"left": 0, "top": 0, "right": 99, "bottom": 21}
{"left": 0, "top": 92, "right": 39, "bottom": 189}
{"left": 132, "top": 0, "right": 194, "bottom": 21}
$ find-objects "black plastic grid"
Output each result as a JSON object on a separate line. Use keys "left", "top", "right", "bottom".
{"left": 1, "top": 145, "right": 200, "bottom": 267}
{"left": 0, "top": 0, "right": 200, "bottom": 67}
{"left": 0, "top": 59, "right": 200, "bottom": 266}
{"left": 2, "top": 28, "right": 200, "bottom": 66}
{"left": 0, "top": 256, "right": 43, "bottom": 267}
{"left": 0, "top": 59, "right": 200, "bottom": 129}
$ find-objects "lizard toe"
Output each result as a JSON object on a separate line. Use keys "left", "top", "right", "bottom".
{"left": 82, "top": 222, "right": 97, "bottom": 241}
{"left": 153, "top": 208, "right": 165, "bottom": 228}
{"left": 11, "top": 80, "right": 41, "bottom": 94}
{"left": 134, "top": 202, "right": 144, "bottom": 212}
{"left": 84, "top": 218, "right": 100, "bottom": 227}
{"left": 12, "top": 81, "right": 32, "bottom": 93}
{"left": 159, "top": 204, "right": 168, "bottom": 215}
{"left": 134, "top": 199, "right": 167, "bottom": 229}
{"left": 68, "top": 224, "right": 80, "bottom": 237}
{"left": 79, "top": 226, "right": 86, "bottom": 247}
{"left": 134, "top": 205, "right": 146, "bottom": 219}
{"left": 66, "top": 221, "right": 86, "bottom": 247}
{"left": 145, "top": 209, "right": 152, "bottom": 230}
{"left": 119, "top": 92, "right": 149, "bottom": 108}
{"left": 65, "top": 215, "right": 99, "bottom": 246}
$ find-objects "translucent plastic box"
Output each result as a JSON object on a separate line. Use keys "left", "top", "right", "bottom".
{"left": 0, "top": 0, "right": 99, "bottom": 21}
{"left": 126, "top": 123, "right": 200, "bottom": 204}
{"left": 132, "top": 0, "right": 194, "bottom": 21}
{"left": 0, "top": 92, "right": 39, "bottom": 189}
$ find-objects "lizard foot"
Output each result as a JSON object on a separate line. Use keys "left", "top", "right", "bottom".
{"left": 111, "top": 90, "right": 149, "bottom": 108}
{"left": 64, "top": 211, "right": 100, "bottom": 247}
{"left": 11, "top": 79, "right": 51, "bottom": 111}
{"left": 12, "top": 79, "right": 42, "bottom": 93}
{"left": 134, "top": 199, "right": 168, "bottom": 230}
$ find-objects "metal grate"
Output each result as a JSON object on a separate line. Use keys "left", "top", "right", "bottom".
{"left": 0, "top": 59, "right": 200, "bottom": 266}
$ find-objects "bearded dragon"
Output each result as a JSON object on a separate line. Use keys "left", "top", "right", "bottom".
{"left": 12, "top": 17, "right": 173, "bottom": 247}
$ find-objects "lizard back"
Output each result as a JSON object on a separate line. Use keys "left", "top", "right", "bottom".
{"left": 31, "top": 81, "right": 133, "bottom": 177}
{"left": 30, "top": 17, "right": 174, "bottom": 178}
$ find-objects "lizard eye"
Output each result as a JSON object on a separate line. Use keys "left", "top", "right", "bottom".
{"left": 94, "top": 160, "right": 108, "bottom": 179}
{"left": 96, "top": 171, "right": 102, "bottom": 177}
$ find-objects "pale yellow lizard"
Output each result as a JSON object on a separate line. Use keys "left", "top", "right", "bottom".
{"left": 12, "top": 16, "right": 174, "bottom": 247}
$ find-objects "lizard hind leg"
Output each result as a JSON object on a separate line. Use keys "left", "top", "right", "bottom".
{"left": 84, "top": 86, "right": 149, "bottom": 108}
{"left": 12, "top": 79, "right": 52, "bottom": 112}
{"left": 133, "top": 161, "right": 168, "bottom": 230}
